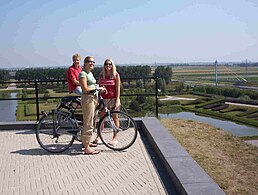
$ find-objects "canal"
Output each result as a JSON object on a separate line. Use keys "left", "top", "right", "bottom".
{"left": 0, "top": 92, "right": 17, "bottom": 122}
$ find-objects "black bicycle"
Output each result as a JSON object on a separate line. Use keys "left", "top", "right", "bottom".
{"left": 36, "top": 89, "right": 137, "bottom": 153}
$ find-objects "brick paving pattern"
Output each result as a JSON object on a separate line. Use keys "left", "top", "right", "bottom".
{"left": 0, "top": 130, "right": 167, "bottom": 195}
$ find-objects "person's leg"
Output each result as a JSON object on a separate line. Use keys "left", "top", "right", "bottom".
{"left": 81, "top": 94, "right": 99, "bottom": 154}
{"left": 92, "top": 109, "right": 105, "bottom": 144}
{"left": 108, "top": 99, "right": 119, "bottom": 145}
{"left": 110, "top": 113, "right": 119, "bottom": 143}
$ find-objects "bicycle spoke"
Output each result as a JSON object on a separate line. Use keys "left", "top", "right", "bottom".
{"left": 36, "top": 111, "right": 76, "bottom": 153}
{"left": 98, "top": 111, "right": 137, "bottom": 151}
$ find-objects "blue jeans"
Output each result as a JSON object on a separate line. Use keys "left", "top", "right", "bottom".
{"left": 73, "top": 86, "right": 82, "bottom": 95}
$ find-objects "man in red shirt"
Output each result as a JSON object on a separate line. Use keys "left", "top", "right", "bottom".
{"left": 66, "top": 53, "right": 83, "bottom": 95}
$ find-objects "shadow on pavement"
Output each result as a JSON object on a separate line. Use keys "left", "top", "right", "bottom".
{"left": 10, "top": 143, "right": 126, "bottom": 156}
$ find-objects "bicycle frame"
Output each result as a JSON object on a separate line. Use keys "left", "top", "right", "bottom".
{"left": 94, "top": 90, "right": 123, "bottom": 132}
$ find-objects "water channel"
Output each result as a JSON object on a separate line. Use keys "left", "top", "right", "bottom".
{"left": 159, "top": 112, "right": 258, "bottom": 137}
{"left": 0, "top": 92, "right": 18, "bottom": 122}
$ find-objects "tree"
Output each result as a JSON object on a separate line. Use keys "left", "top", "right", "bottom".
{"left": 153, "top": 66, "right": 172, "bottom": 84}
{"left": 175, "top": 82, "right": 185, "bottom": 92}
{"left": 157, "top": 78, "right": 166, "bottom": 92}
{"left": 92, "top": 67, "right": 102, "bottom": 78}
{"left": 129, "top": 99, "right": 141, "bottom": 112}
{"left": 0, "top": 69, "right": 10, "bottom": 81}
{"left": 136, "top": 95, "right": 146, "bottom": 104}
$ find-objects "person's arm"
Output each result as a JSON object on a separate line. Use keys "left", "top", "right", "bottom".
{"left": 70, "top": 69, "right": 80, "bottom": 86}
{"left": 71, "top": 77, "right": 80, "bottom": 86}
{"left": 115, "top": 73, "right": 121, "bottom": 109}
{"left": 79, "top": 77, "right": 96, "bottom": 93}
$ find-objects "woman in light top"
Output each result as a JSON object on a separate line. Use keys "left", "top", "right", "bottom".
{"left": 78, "top": 56, "right": 106, "bottom": 155}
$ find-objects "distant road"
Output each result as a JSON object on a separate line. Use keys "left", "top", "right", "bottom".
{"left": 0, "top": 83, "right": 24, "bottom": 91}
{"left": 159, "top": 96, "right": 195, "bottom": 101}
{"left": 7, "top": 83, "right": 17, "bottom": 90}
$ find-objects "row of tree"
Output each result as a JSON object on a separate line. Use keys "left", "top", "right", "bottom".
{"left": 15, "top": 68, "right": 65, "bottom": 81}
{"left": 13, "top": 65, "right": 172, "bottom": 85}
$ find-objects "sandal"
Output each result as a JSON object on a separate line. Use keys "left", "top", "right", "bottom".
{"left": 90, "top": 142, "right": 97, "bottom": 147}
{"left": 81, "top": 142, "right": 97, "bottom": 151}
{"left": 83, "top": 150, "right": 100, "bottom": 155}
{"left": 108, "top": 140, "right": 118, "bottom": 146}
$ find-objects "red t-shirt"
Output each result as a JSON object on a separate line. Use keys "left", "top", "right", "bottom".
{"left": 66, "top": 65, "right": 82, "bottom": 92}
{"left": 99, "top": 73, "right": 119, "bottom": 99}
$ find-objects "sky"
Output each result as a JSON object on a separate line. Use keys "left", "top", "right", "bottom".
{"left": 0, "top": 0, "right": 258, "bottom": 68}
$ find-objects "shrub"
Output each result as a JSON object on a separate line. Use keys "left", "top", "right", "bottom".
{"left": 246, "top": 113, "right": 258, "bottom": 118}
{"left": 195, "top": 98, "right": 225, "bottom": 108}
{"left": 203, "top": 103, "right": 224, "bottom": 109}
{"left": 219, "top": 106, "right": 248, "bottom": 113}
{"left": 212, "top": 104, "right": 229, "bottom": 111}
{"left": 129, "top": 99, "right": 141, "bottom": 112}
{"left": 236, "top": 108, "right": 258, "bottom": 117}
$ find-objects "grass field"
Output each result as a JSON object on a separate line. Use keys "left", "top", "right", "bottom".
{"left": 161, "top": 118, "right": 258, "bottom": 195}
{"left": 172, "top": 65, "right": 258, "bottom": 84}
{"left": 16, "top": 89, "right": 72, "bottom": 121}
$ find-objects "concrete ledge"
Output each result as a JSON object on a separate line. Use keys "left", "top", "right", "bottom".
{"left": 0, "top": 121, "right": 37, "bottom": 130}
{"left": 139, "top": 117, "right": 226, "bottom": 195}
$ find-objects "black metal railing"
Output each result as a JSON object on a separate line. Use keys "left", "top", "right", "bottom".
{"left": 0, "top": 77, "right": 159, "bottom": 121}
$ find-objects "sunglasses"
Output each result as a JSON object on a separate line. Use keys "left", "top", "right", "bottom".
{"left": 87, "top": 61, "right": 95, "bottom": 64}
{"left": 105, "top": 63, "right": 112, "bottom": 66}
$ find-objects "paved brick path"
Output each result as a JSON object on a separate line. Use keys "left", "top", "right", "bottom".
{"left": 0, "top": 129, "right": 167, "bottom": 195}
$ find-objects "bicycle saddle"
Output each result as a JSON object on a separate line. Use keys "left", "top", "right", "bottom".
{"left": 59, "top": 96, "right": 81, "bottom": 110}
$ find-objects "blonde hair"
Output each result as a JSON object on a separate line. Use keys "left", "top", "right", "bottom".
{"left": 100, "top": 59, "right": 117, "bottom": 79}
{"left": 72, "top": 53, "right": 81, "bottom": 61}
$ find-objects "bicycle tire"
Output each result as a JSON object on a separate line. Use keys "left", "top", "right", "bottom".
{"left": 97, "top": 110, "right": 137, "bottom": 151}
{"left": 36, "top": 111, "right": 76, "bottom": 153}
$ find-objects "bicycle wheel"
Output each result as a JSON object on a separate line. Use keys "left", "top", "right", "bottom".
{"left": 98, "top": 110, "right": 137, "bottom": 151}
{"left": 119, "top": 104, "right": 127, "bottom": 114}
{"left": 36, "top": 111, "right": 76, "bottom": 153}
{"left": 118, "top": 105, "right": 130, "bottom": 130}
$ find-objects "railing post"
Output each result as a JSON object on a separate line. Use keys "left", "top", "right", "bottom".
{"left": 155, "top": 77, "right": 159, "bottom": 117}
{"left": 34, "top": 80, "right": 40, "bottom": 121}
